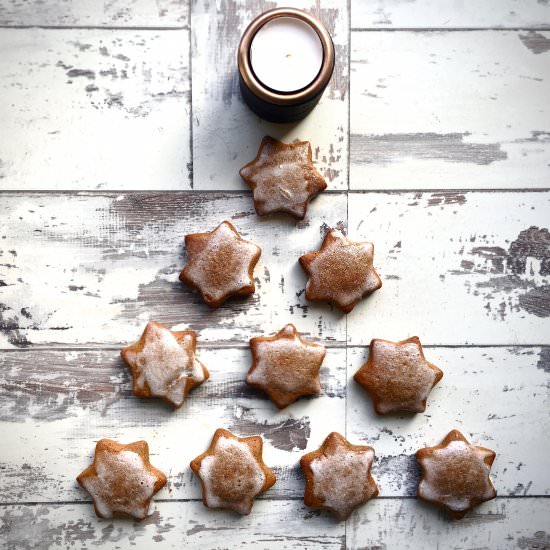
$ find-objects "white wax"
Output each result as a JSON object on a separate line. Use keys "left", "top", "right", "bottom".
{"left": 250, "top": 17, "right": 323, "bottom": 93}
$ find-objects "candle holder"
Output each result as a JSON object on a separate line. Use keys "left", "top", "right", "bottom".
{"left": 238, "top": 8, "right": 335, "bottom": 123}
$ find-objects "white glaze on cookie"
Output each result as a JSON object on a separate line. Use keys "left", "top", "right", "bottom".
{"left": 123, "top": 322, "right": 206, "bottom": 408}
{"left": 80, "top": 448, "right": 158, "bottom": 519}
{"left": 183, "top": 222, "right": 261, "bottom": 305}
{"left": 300, "top": 230, "right": 381, "bottom": 312}
{"left": 199, "top": 436, "right": 266, "bottom": 515}
{"left": 247, "top": 324, "right": 325, "bottom": 395}
{"left": 309, "top": 443, "right": 376, "bottom": 519}
{"left": 417, "top": 437, "right": 497, "bottom": 515}
{"left": 239, "top": 137, "right": 326, "bottom": 219}
{"left": 355, "top": 337, "right": 442, "bottom": 414}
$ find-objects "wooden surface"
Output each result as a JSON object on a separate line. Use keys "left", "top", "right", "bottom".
{"left": 0, "top": 1, "right": 549, "bottom": 549}
{"left": 350, "top": 31, "right": 550, "bottom": 189}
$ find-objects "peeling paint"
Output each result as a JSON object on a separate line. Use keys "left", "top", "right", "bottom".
{"left": 517, "top": 530, "right": 550, "bottom": 549}
{"left": 66, "top": 68, "right": 95, "bottom": 80}
{"left": 427, "top": 192, "right": 467, "bottom": 207}
{"left": 374, "top": 454, "right": 419, "bottom": 496}
{"left": 519, "top": 286, "right": 550, "bottom": 317}
{"left": 519, "top": 31, "right": 550, "bottom": 54}
{"left": 0, "top": 464, "right": 58, "bottom": 503}
{"left": 0, "top": 305, "right": 31, "bottom": 348}
{"left": 228, "top": 406, "right": 311, "bottom": 451}
{"left": 0, "top": 1, "right": 188, "bottom": 26}
{"left": 0, "top": 350, "right": 125, "bottom": 422}
{"left": 0, "top": 193, "right": 347, "bottom": 346}
{"left": 536, "top": 347, "right": 550, "bottom": 373}
{"left": 450, "top": 226, "right": 550, "bottom": 318}
{"left": 351, "top": 132, "right": 508, "bottom": 166}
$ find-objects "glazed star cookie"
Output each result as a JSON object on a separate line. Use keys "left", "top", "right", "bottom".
{"left": 190, "top": 428, "right": 276, "bottom": 515}
{"left": 300, "top": 432, "right": 378, "bottom": 520}
{"left": 239, "top": 136, "right": 327, "bottom": 219}
{"left": 120, "top": 321, "right": 209, "bottom": 409}
{"left": 416, "top": 430, "right": 497, "bottom": 519}
{"left": 246, "top": 324, "right": 326, "bottom": 409}
{"left": 179, "top": 221, "right": 261, "bottom": 308}
{"left": 299, "top": 229, "right": 382, "bottom": 313}
{"left": 77, "top": 439, "right": 167, "bottom": 520}
{"left": 354, "top": 337, "right": 443, "bottom": 414}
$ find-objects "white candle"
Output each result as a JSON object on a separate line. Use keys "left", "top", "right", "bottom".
{"left": 250, "top": 16, "right": 324, "bottom": 93}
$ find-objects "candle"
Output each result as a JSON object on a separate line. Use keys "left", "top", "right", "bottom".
{"left": 250, "top": 17, "right": 323, "bottom": 93}
{"left": 238, "top": 8, "right": 334, "bottom": 123}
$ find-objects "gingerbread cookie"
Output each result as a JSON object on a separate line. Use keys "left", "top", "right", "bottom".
{"left": 190, "top": 428, "right": 276, "bottom": 515}
{"left": 416, "top": 430, "right": 497, "bottom": 519}
{"left": 246, "top": 324, "right": 326, "bottom": 409}
{"left": 300, "top": 432, "right": 378, "bottom": 520}
{"left": 239, "top": 136, "right": 327, "bottom": 220}
{"left": 299, "top": 229, "right": 382, "bottom": 313}
{"left": 77, "top": 439, "right": 167, "bottom": 520}
{"left": 354, "top": 337, "right": 443, "bottom": 414}
{"left": 179, "top": 221, "right": 261, "bottom": 308}
{"left": 120, "top": 321, "right": 209, "bottom": 409}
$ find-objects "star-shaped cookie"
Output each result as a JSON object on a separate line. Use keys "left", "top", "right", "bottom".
{"left": 77, "top": 439, "right": 167, "bottom": 520}
{"left": 246, "top": 324, "right": 326, "bottom": 409}
{"left": 299, "top": 229, "right": 382, "bottom": 313}
{"left": 416, "top": 430, "right": 497, "bottom": 519}
{"left": 239, "top": 136, "right": 327, "bottom": 220}
{"left": 300, "top": 432, "right": 378, "bottom": 520}
{"left": 190, "top": 428, "right": 276, "bottom": 515}
{"left": 354, "top": 337, "right": 443, "bottom": 414}
{"left": 179, "top": 221, "right": 261, "bottom": 308}
{"left": 120, "top": 321, "right": 209, "bottom": 409}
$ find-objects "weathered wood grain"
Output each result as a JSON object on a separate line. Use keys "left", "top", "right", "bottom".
{"left": 1, "top": 344, "right": 547, "bottom": 502}
{"left": 1, "top": 498, "right": 548, "bottom": 550}
{"left": 0, "top": 346, "right": 345, "bottom": 503}
{"left": 347, "top": 498, "right": 550, "bottom": 550}
{"left": 352, "top": 0, "right": 550, "bottom": 29}
{"left": 347, "top": 346, "right": 550, "bottom": 497}
{"left": 0, "top": 192, "right": 347, "bottom": 348}
{"left": 350, "top": 31, "right": 550, "bottom": 189}
{"left": 0, "top": 29, "right": 191, "bottom": 190}
{"left": 0, "top": 500, "right": 346, "bottom": 549}
{"left": 346, "top": 191, "right": 550, "bottom": 345}
{"left": 1, "top": 2, "right": 549, "bottom": 547}
{"left": 0, "top": 0, "right": 189, "bottom": 28}
{"left": 191, "top": 0, "right": 348, "bottom": 190}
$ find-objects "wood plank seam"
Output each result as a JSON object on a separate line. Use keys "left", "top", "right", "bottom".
{"left": 0, "top": 25, "right": 190, "bottom": 30}
{"left": 351, "top": 27, "right": 550, "bottom": 32}
{"left": 187, "top": 0, "right": 194, "bottom": 189}
{"left": 2, "top": 495, "right": 549, "bottom": 507}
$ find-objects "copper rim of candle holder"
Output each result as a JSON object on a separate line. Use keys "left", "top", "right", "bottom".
{"left": 238, "top": 8, "right": 335, "bottom": 106}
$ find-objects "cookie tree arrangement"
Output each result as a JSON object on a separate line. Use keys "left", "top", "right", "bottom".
{"left": 76, "top": 7, "right": 497, "bottom": 524}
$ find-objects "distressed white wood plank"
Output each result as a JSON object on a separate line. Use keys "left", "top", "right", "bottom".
{"left": 0, "top": 0, "right": 188, "bottom": 27}
{"left": 347, "top": 346, "right": 550, "bottom": 497}
{"left": 0, "top": 192, "right": 347, "bottom": 348}
{"left": 350, "top": 31, "right": 550, "bottom": 189}
{"left": 0, "top": 347, "right": 345, "bottom": 503}
{"left": 0, "top": 29, "right": 191, "bottom": 190}
{"left": 191, "top": 0, "right": 348, "bottom": 190}
{"left": 1, "top": 499, "right": 548, "bottom": 550}
{"left": 0, "top": 500, "right": 346, "bottom": 549}
{"left": 347, "top": 191, "right": 550, "bottom": 345}
{"left": 348, "top": 498, "right": 550, "bottom": 550}
{"left": 352, "top": 0, "right": 550, "bottom": 29}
